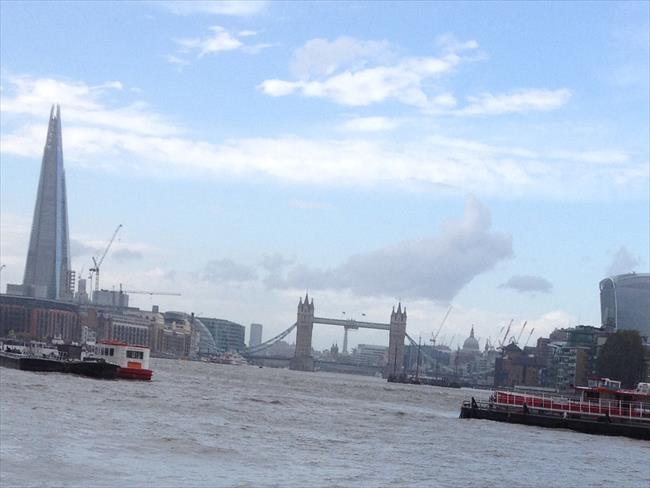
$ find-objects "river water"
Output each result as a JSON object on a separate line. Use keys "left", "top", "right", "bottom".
{"left": 1, "top": 359, "right": 648, "bottom": 487}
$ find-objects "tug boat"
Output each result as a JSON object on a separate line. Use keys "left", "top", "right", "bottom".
{"left": 460, "top": 378, "right": 650, "bottom": 440}
{"left": 93, "top": 340, "right": 153, "bottom": 381}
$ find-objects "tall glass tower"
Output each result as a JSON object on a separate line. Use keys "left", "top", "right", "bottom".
{"left": 600, "top": 273, "right": 650, "bottom": 339}
{"left": 22, "top": 105, "right": 72, "bottom": 300}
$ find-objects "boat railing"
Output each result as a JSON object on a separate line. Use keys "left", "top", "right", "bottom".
{"left": 491, "top": 391, "right": 650, "bottom": 421}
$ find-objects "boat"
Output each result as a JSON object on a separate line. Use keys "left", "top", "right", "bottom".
{"left": 92, "top": 340, "right": 153, "bottom": 380}
{"left": 460, "top": 377, "right": 650, "bottom": 441}
{"left": 1, "top": 340, "right": 119, "bottom": 379}
{"left": 210, "top": 352, "right": 248, "bottom": 366}
{"left": 387, "top": 374, "right": 462, "bottom": 388}
{"left": 68, "top": 356, "right": 120, "bottom": 379}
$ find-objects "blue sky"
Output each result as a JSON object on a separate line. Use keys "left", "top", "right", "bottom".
{"left": 1, "top": 1, "right": 648, "bottom": 349}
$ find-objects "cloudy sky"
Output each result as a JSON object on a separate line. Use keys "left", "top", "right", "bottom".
{"left": 1, "top": 1, "right": 648, "bottom": 350}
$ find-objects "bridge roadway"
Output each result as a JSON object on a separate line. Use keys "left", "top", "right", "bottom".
{"left": 313, "top": 317, "right": 390, "bottom": 330}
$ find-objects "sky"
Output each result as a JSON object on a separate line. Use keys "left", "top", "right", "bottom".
{"left": 1, "top": 1, "right": 648, "bottom": 351}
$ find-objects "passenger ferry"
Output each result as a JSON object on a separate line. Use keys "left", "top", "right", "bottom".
{"left": 93, "top": 340, "right": 153, "bottom": 381}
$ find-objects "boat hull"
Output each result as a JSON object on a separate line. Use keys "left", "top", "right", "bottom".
{"left": 1, "top": 352, "right": 67, "bottom": 373}
{"left": 117, "top": 367, "right": 153, "bottom": 381}
{"left": 1, "top": 352, "right": 119, "bottom": 379}
{"left": 460, "top": 404, "right": 650, "bottom": 441}
{"left": 69, "top": 360, "right": 119, "bottom": 379}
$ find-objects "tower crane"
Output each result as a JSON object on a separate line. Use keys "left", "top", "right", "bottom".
{"left": 123, "top": 290, "right": 182, "bottom": 296}
{"left": 498, "top": 319, "right": 514, "bottom": 348}
{"left": 118, "top": 283, "right": 181, "bottom": 296}
{"left": 430, "top": 305, "right": 452, "bottom": 348}
{"left": 89, "top": 224, "right": 122, "bottom": 293}
{"left": 523, "top": 327, "right": 535, "bottom": 348}
{"left": 515, "top": 320, "right": 528, "bottom": 345}
{"left": 120, "top": 289, "right": 180, "bottom": 297}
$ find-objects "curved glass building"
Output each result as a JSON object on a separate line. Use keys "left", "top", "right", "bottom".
{"left": 600, "top": 273, "right": 650, "bottom": 339}
{"left": 193, "top": 317, "right": 218, "bottom": 355}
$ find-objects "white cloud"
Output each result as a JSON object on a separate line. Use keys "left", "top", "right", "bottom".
{"left": 499, "top": 275, "right": 553, "bottom": 294}
{"left": 606, "top": 246, "right": 641, "bottom": 276}
{"left": 0, "top": 76, "right": 180, "bottom": 137}
{"left": 261, "top": 54, "right": 465, "bottom": 108}
{"left": 291, "top": 36, "right": 393, "bottom": 78}
{"left": 261, "top": 35, "right": 474, "bottom": 108}
{"left": 167, "top": 55, "right": 190, "bottom": 67}
{"left": 1, "top": 75, "right": 646, "bottom": 200}
{"left": 176, "top": 25, "right": 242, "bottom": 56}
{"left": 340, "top": 116, "right": 401, "bottom": 132}
{"left": 202, "top": 259, "right": 257, "bottom": 283}
{"left": 262, "top": 35, "right": 572, "bottom": 117}
{"left": 163, "top": 1, "right": 267, "bottom": 16}
{"left": 459, "top": 89, "right": 572, "bottom": 115}
{"left": 436, "top": 33, "right": 480, "bottom": 54}
{"left": 268, "top": 196, "right": 514, "bottom": 301}
{"left": 173, "top": 25, "right": 271, "bottom": 62}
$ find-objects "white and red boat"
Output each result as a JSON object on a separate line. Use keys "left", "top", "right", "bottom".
{"left": 93, "top": 340, "right": 153, "bottom": 381}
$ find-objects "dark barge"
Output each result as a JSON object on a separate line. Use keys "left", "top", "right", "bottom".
{"left": 460, "top": 397, "right": 650, "bottom": 441}
{"left": 0, "top": 351, "right": 119, "bottom": 379}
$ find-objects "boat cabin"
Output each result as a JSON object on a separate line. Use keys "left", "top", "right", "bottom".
{"left": 94, "top": 340, "right": 150, "bottom": 371}
{"left": 576, "top": 377, "right": 650, "bottom": 404}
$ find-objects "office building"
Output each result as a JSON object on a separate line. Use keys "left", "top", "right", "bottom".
{"left": 20, "top": 105, "right": 73, "bottom": 300}
{"left": 199, "top": 317, "right": 246, "bottom": 352}
{"left": 600, "top": 273, "right": 650, "bottom": 338}
{"left": 249, "top": 323, "right": 263, "bottom": 347}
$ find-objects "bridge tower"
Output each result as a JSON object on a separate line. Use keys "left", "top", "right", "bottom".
{"left": 384, "top": 303, "right": 407, "bottom": 378}
{"left": 290, "top": 293, "right": 315, "bottom": 371}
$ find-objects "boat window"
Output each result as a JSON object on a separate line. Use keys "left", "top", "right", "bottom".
{"left": 126, "top": 350, "right": 144, "bottom": 359}
{"left": 110, "top": 348, "right": 114, "bottom": 356}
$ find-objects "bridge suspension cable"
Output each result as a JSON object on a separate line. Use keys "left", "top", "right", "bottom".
{"left": 246, "top": 323, "right": 297, "bottom": 355}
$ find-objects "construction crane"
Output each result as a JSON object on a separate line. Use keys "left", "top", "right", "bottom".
{"left": 523, "top": 327, "right": 535, "bottom": 348}
{"left": 498, "top": 319, "right": 514, "bottom": 347}
{"left": 122, "top": 290, "right": 181, "bottom": 296}
{"left": 89, "top": 224, "right": 122, "bottom": 292}
{"left": 430, "top": 305, "right": 452, "bottom": 348}
{"left": 515, "top": 320, "right": 528, "bottom": 345}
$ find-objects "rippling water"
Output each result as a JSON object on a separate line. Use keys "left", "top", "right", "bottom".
{"left": 1, "top": 359, "right": 648, "bottom": 487}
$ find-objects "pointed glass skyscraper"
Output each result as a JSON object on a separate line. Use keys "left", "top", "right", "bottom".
{"left": 22, "top": 105, "right": 72, "bottom": 300}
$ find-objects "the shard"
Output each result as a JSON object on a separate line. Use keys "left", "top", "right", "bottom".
{"left": 22, "top": 105, "right": 72, "bottom": 300}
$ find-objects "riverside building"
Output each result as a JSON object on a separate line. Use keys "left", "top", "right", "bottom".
{"left": 199, "top": 317, "right": 246, "bottom": 352}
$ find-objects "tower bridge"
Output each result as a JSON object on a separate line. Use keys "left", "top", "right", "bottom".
{"left": 245, "top": 294, "right": 407, "bottom": 378}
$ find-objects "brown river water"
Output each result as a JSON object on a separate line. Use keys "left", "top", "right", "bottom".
{"left": 1, "top": 358, "right": 648, "bottom": 487}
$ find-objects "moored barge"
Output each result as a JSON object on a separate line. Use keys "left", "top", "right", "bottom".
{"left": 460, "top": 378, "right": 650, "bottom": 441}
{"left": 1, "top": 341, "right": 119, "bottom": 379}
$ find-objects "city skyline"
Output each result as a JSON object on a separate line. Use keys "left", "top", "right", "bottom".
{"left": 1, "top": 1, "right": 648, "bottom": 350}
